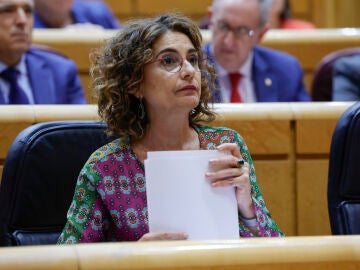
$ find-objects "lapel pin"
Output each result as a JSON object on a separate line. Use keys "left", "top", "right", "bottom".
{"left": 265, "top": 78, "right": 272, "bottom": 87}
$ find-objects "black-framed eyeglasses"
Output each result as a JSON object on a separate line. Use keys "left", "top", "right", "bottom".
{"left": 215, "top": 21, "right": 254, "bottom": 39}
{"left": 150, "top": 51, "right": 204, "bottom": 73}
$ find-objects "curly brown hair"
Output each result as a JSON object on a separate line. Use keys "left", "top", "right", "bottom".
{"left": 90, "top": 13, "right": 217, "bottom": 139}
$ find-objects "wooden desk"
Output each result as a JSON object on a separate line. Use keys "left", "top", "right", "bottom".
{"left": 0, "top": 102, "right": 354, "bottom": 236}
{"left": 0, "top": 236, "right": 359, "bottom": 269}
{"left": 33, "top": 28, "right": 360, "bottom": 103}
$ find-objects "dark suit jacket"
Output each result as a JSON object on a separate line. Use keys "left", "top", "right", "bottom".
{"left": 34, "top": 1, "right": 120, "bottom": 29}
{"left": 203, "top": 43, "right": 311, "bottom": 102}
{"left": 332, "top": 55, "right": 360, "bottom": 101}
{"left": 0, "top": 47, "right": 86, "bottom": 104}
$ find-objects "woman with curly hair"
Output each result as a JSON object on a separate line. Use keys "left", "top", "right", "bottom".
{"left": 58, "top": 13, "right": 283, "bottom": 243}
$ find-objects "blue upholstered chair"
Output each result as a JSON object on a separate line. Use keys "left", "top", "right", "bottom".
{"left": 0, "top": 121, "right": 113, "bottom": 246}
{"left": 328, "top": 102, "right": 360, "bottom": 234}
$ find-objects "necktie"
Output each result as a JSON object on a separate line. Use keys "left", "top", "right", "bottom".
{"left": 1, "top": 68, "right": 29, "bottom": 104}
{"left": 229, "top": 73, "right": 242, "bottom": 103}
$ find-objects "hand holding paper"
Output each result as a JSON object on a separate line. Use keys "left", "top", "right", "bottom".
{"left": 144, "top": 150, "right": 239, "bottom": 240}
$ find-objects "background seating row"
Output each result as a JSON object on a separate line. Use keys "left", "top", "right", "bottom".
{"left": 32, "top": 28, "right": 360, "bottom": 103}
{"left": 0, "top": 102, "right": 354, "bottom": 236}
{"left": 103, "top": 0, "right": 360, "bottom": 28}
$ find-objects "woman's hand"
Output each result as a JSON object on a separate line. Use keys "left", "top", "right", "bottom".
{"left": 205, "top": 143, "right": 255, "bottom": 219}
{"left": 139, "top": 232, "right": 188, "bottom": 241}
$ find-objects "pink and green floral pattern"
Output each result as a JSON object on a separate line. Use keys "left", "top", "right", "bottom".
{"left": 58, "top": 126, "right": 284, "bottom": 244}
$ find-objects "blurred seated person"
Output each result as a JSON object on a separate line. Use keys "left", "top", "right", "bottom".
{"left": 199, "top": 0, "right": 314, "bottom": 30}
{"left": 332, "top": 55, "right": 360, "bottom": 101}
{"left": 33, "top": 0, "right": 120, "bottom": 30}
{"left": 203, "top": 0, "right": 310, "bottom": 103}
{"left": 57, "top": 13, "right": 284, "bottom": 244}
{"left": 269, "top": 0, "right": 314, "bottom": 29}
{"left": 0, "top": 0, "right": 86, "bottom": 104}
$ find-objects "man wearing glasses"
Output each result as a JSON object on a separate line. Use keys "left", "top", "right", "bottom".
{"left": 203, "top": 0, "right": 310, "bottom": 103}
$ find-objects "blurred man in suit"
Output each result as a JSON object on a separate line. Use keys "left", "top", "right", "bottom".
{"left": 0, "top": 0, "right": 86, "bottom": 104}
{"left": 33, "top": 0, "right": 120, "bottom": 29}
{"left": 203, "top": 0, "right": 310, "bottom": 102}
{"left": 332, "top": 55, "right": 360, "bottom": 101}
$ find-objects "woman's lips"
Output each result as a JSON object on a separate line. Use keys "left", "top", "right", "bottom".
{"left": 179, "top": 85, "right": 197, "bottom": 91}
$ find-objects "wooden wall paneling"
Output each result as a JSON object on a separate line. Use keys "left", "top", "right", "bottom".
{"left": 134, "top": 0, "right": 212, "bottom": 22}
{"left": 0, "top": 106, "right": 35, "bottom": 160}
{"left": 293, "top": 102, "right": 352, "bottom": 236}
{"left": 0, "top": 106, "right": 35, "bottom": 183}
{"left": 255, "top": 160, "right": 295, "bottom": 236}
{"left": 293, "top": 102, "right": 353, "bottom": 155}
{"left": 104, "top": 0, "right": 133, "bottom": 16}
{"left": 296, "top": 120, "right": 338, "bottom": 155}
{"left": 333, "top": 0, "right": 360, "bottom": 27}
{"left": 312, "top": 0, "right": 336, "bottom": 28}
{"left": 290, "top": 0, "right": 360, "bottom": 28}
{"left": 212, "top": 120, "right": 291, "bottom": 155}
{"left": 289, "top": 0, "right": 312, "bottom": 22}
{"left": 296, "top": 159, "right": 331, "bottom": 235}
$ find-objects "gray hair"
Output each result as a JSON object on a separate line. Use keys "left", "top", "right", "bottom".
{"left": 212, "top": 0, "right": 272, "bottom": 27}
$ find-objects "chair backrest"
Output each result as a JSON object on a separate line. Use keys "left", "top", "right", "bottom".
{"left": 0, "top": 120, "right": 114, "bottom": 246}
{"left": 311, "top": 47, "right": 360, "bottom": 101}
{"left": 328, "top": 102, "right": 360, "bottom": 234}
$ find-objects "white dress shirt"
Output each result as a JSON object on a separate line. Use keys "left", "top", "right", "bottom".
{"left": 216, "top": 52, "right": 257, "bottom": 103}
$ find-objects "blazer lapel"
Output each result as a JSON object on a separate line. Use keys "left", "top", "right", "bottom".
{"left": 252, "top": 47, "right": 279, "bottom": 102}
{"left": 26, "top": 51, "right": 56, "bottom": 104}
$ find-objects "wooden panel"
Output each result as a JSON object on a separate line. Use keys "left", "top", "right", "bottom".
{"left": 291, "top": 0, "right": 360, "bottom": 28}
{"left": 255, "top": 160, "right": 295, "bottom": 236}
{"left": 227, "top": 121, "right": 290, "bottom": 155}
{"left": 297, "top": 159, "right": 331, "bottom": 235}
{"left": 79, "top": 74, "right": 94, "bottom": 104}
{"left": 0, "top": 123, "right": 33, "bottom": 183}
{"left": 1, "top": 236, "right": 360, "bottom": 270}
{"left": 0, "top": 106, "right": 35, "bottom": 160}
{"left": 290, "top": 0, "right": 310, "bottom": 14}
{"left": 313, "top": 0, "right": 337, "bottom": 28}
{"left": 296, "top": 120, "right": 338, "bottom": 154}
{"left": 303, "top": 73, "right": 312, "bottom": 94}
{"left": 333, "top": 0, "right": 360, "bottom": 27}
{"left": 137, "top": 0, "right": 212, "bottom": 14}
{"left": 293, "top": 102, "right": 352, "bottom": 154}
{"left": 104, "top": 0, "right": 132, "bottom": 15}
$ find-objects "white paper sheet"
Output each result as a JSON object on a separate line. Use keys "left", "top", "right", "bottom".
{"left": 144, "top": 150, "right": 239, "bottom": 240}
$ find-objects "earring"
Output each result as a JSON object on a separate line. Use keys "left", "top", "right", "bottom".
{"left": 138, "top": 98, "right": 145, "bottom": 120}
